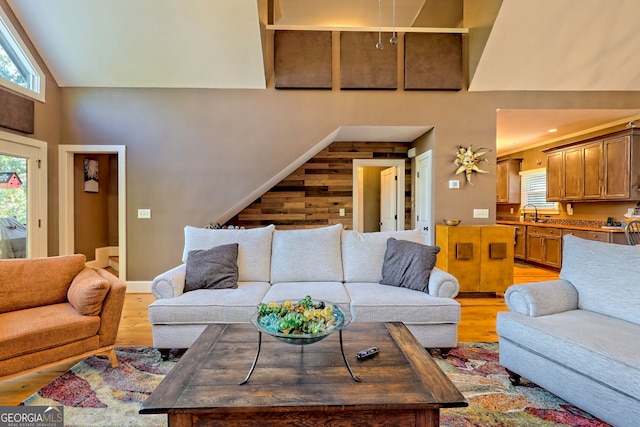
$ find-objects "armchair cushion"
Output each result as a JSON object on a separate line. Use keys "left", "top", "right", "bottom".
{"left": 67, "top": 268, "right": 111, "bottom": 316}
{"left": 380, "top": 238, "right": 440, "bottom": 293}
{"left": 184, "top": 243, "right": 239, "bottom": 292}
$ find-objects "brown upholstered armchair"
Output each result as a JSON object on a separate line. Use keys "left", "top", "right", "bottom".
{"left": 0, "top": 254, "right": 126, "bottom": 380}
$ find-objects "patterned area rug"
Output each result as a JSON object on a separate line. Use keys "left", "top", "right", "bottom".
{"left": 21, "top": 344, "right": 610, "bottom": 427}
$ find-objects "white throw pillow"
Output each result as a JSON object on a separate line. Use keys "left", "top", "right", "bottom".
{"left": 270, "top": 224, "right": 344, "bottom": 283}
{"left": 342, "top": 229, "right": 423, "bottom": 283}
{"left": 182, "top": 224, "right": 275, "bottom": 282}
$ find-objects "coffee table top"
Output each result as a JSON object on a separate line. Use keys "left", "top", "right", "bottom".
{"left": 140, "top": 322, "right": 467, "bottom": 415}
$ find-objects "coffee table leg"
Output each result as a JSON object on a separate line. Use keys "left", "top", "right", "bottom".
{"left": 339, "top": 330, "right": 361, "bottom": 382}
{"left": 239, "top": 331, "right": 262, "bottom": 385}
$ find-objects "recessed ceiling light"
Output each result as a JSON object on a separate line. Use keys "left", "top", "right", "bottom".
{"left": 548, "top": 128, "right": 558, "bottom": 133}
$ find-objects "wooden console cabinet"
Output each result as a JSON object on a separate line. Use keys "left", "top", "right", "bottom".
{"left": 435, "top": 225, "right": 514, "bottom": 294}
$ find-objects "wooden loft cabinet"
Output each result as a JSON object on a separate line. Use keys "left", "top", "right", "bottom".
{"left": 545, "top": 128, "right": 640, "bottom": 202}
{"left": 496, "top": 158, "right": 522, "bottom": 204}
{"left": 435, "top": 225, "right": 514, "bottom": 294}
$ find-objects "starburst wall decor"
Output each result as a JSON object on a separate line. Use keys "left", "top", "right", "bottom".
{"left": 454, "top": 145, "right": 490, "bottom": 184}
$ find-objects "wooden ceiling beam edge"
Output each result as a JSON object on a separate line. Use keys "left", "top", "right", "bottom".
{"left": 266, "top": 25, "right": 468, "bottom": 34}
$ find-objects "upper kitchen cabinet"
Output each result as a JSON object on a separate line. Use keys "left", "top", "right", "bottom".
{"left": 544, "top": 128, "right": 640, "bottom": 202}
{"left": 496, "top": 158, "right": 522, "bottom": 204}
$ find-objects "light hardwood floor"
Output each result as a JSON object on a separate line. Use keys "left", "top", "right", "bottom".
{"left": 0, "top": 263, "right": 558, "bottom": 405}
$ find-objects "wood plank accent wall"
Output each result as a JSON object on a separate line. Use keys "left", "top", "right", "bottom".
{"left": 229, "top": 141, "right": 412, "bottom": 230}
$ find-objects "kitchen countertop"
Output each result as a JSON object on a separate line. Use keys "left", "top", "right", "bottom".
{"left": 497, "top": 220, "right": 626, "bottom": 233}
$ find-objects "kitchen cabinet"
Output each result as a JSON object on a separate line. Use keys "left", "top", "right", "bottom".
{"left": 514, "top": 225, "right": 526, "bottom": 259}
{"left": 544, "top": 128, "right": 640, "bottom": 202}
{"left": 526, "top": 226, "right": 562, "bottom": 268}
{"left": 562, "top": 228, "right": 627, "bottom": 245}
{"left": 435, "top": 225, "right": 514, "bottom": 294}
{"left": 496, "top": 158, "right": 522, "bottom": 204}
{"left": 546, "top": 151, "right": 563, "bottom": 201}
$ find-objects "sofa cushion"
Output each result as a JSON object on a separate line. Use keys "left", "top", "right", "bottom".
{"left": 342, "top": 229, "right": 422, "bottom": 283}
{"left": 67, "top": 268, "right": 111, "bottom": 316}
{"left": 0, "top": 254, "right": 87, "bottom": 314}
{"left": 184, "top": 243, "right": 239, "bottom": 292}
{"left": 183, "top": 225, "right": 274, "bottom": 282}
{"left": 262, "top": 282, "right": 350, "bottom": 306}
{"left": 270, "top": 224, "right": 343, "bottom": 283}
{"left": 346, "top": 282, "right": 460, "bottom": 324}
{"left": 0, "top": 303, "right": 100, "bottom": 361}
{"left": 560, "top": 235, "right": 640, "bottom": 325}
{"left": 148, "top": 282, "right": 271, "bottom": 324}
{"left": 380, "top": 238, "right": 440, "bottom": 293}
{"left": 497, "top": 310, "right": 640, "bottom": 401}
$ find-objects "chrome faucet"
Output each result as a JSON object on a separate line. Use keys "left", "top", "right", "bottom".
{"left": 522, "top": 204, "right": 539, "bottom": 222}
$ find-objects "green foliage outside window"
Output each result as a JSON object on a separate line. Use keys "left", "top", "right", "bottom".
{"left": 0, "top": 154, "right": 27, "bottom": 224}
{"left": 0, "top": 43, "right": 27, "bottom": 87}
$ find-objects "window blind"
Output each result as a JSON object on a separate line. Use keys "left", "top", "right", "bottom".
{"left": 520, "top": 168, "right": 558, "bottom": 211}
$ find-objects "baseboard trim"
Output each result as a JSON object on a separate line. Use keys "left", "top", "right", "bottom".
{"left": 125, "top": 281, "right": 151, "bottom": 293}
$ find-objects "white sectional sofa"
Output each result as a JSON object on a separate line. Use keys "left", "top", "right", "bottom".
{"left": 149, "top": 224, "right": 461, "bottom": 357}
{"left": 497, "top": 235, "right": 640, "bottom": 427}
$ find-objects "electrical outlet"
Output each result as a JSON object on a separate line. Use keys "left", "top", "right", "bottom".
{"left": 473, "top": 208, "right": 489, "bottom": 218}
{"left": 138, "top": 209, "right": 151, "bottom": 219}
{"left": 339, "top": 208, "right": 345, "bottom": 217}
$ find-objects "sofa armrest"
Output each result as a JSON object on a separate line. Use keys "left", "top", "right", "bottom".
{"left": 504, "top": 280, "right": 578, "bottom": 317}
{"left": 151, "top": 264, "right": 186, "bottom": 299}
{"left": 93, "top": 268, "right": 127, "bottom": 347}
{"left": 428, "top": 267, "right": 460, "bottom": 298}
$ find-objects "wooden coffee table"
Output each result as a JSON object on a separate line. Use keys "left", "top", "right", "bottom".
{"left": 140, "top": 322, "right": 467, "bottom": 426}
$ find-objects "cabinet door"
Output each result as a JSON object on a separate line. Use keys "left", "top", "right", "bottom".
{"left": 496, "top": 161, "right": 508, "bottom": 203}
{"left": 603, "top": 135, "right": 630, "bottom": 199}
{"left": 563, "top": 147, "right": 582, "bottom": 200}
{"left": 526, "top": 234, "right": 544, "bottom": 263}
{"left": 543, "top": 236, "right": 562, "bottom": 268}
{"left": 514, "top": 227, "right": 526, "bottom": 259}
{"left": 546, "top": 152, "right": 563, "bottom": 201}
{"left": 582, "top": 142, "right": 603, "bottom": 199}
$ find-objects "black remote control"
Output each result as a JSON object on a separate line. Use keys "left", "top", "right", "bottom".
{"left": 356, "top": 347, "right": 379, "bottom": 360}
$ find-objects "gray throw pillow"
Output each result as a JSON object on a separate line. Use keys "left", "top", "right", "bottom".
{"left": 184, "top": 243, "right": 239, "bottom": 292}
{"left": 380, "top": 238, "right": 440, "bottom": 293}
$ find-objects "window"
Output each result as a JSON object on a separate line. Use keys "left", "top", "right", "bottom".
{"left": 520, "top": 168, "right": 560, "bottom": 214}
{"left": 0, "top": 7, "right": 45, "bottom": 101}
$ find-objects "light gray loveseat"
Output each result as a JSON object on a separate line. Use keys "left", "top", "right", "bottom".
{"left": 149, "top": 224, "right": 461, "bottom": 356}
{"left": 497, "top": 234, "right": 640, "bottom": 427}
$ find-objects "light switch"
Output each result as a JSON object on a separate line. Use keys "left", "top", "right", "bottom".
{"left": 138, "top": 209, "right": 151, "bottom": 219}
{"left": 339, "top": 208, "right": 345, "bottom": 217}
{"left": 473, "top": 209, "right": 489, "bottom": 218}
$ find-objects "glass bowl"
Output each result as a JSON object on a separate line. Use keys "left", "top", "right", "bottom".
{"left": 251, "top": 301, "right": 351, "bottom": 345}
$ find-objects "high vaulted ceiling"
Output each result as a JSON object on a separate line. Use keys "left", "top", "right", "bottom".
{"left": 6, "top": 0, "right": 640, "bottom": 154}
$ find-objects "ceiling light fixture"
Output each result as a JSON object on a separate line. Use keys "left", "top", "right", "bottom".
{"left": 548, "top": 128, "right": 558, "bottom": 133}
{"left": 376, "top": 0, "right": 384, "bottom": 50}
{"left": 390, "top": 0, "right": 397, "bottom": 45}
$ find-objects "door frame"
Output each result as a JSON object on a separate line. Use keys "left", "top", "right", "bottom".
{"left": 353, "top": 159, "right": 405, "bottom": 232}
{"left": 0, "top": 130, "right": 47, "bottom": 257}
{"left": 58, "top": 145, "right": 127, "bottom": 282}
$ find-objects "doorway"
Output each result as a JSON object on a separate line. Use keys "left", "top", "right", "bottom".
{"left": 59, "top": 145, "right": 127, "bottom": 282}
{"left": 353, "top": 159, "right": 405, "bottom": 232}
{"left": 0, "top": 130, "right": 47, "bottom": 258}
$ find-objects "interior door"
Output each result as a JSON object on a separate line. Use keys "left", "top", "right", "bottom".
{"left": 0, "top": 136, "right": 46, "bottom": 258}
{"left": 380, "top": 166, "right": 398, "bottom": 231}
{"left": 415, "top": 151, "right": 433, "bottom": 244}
